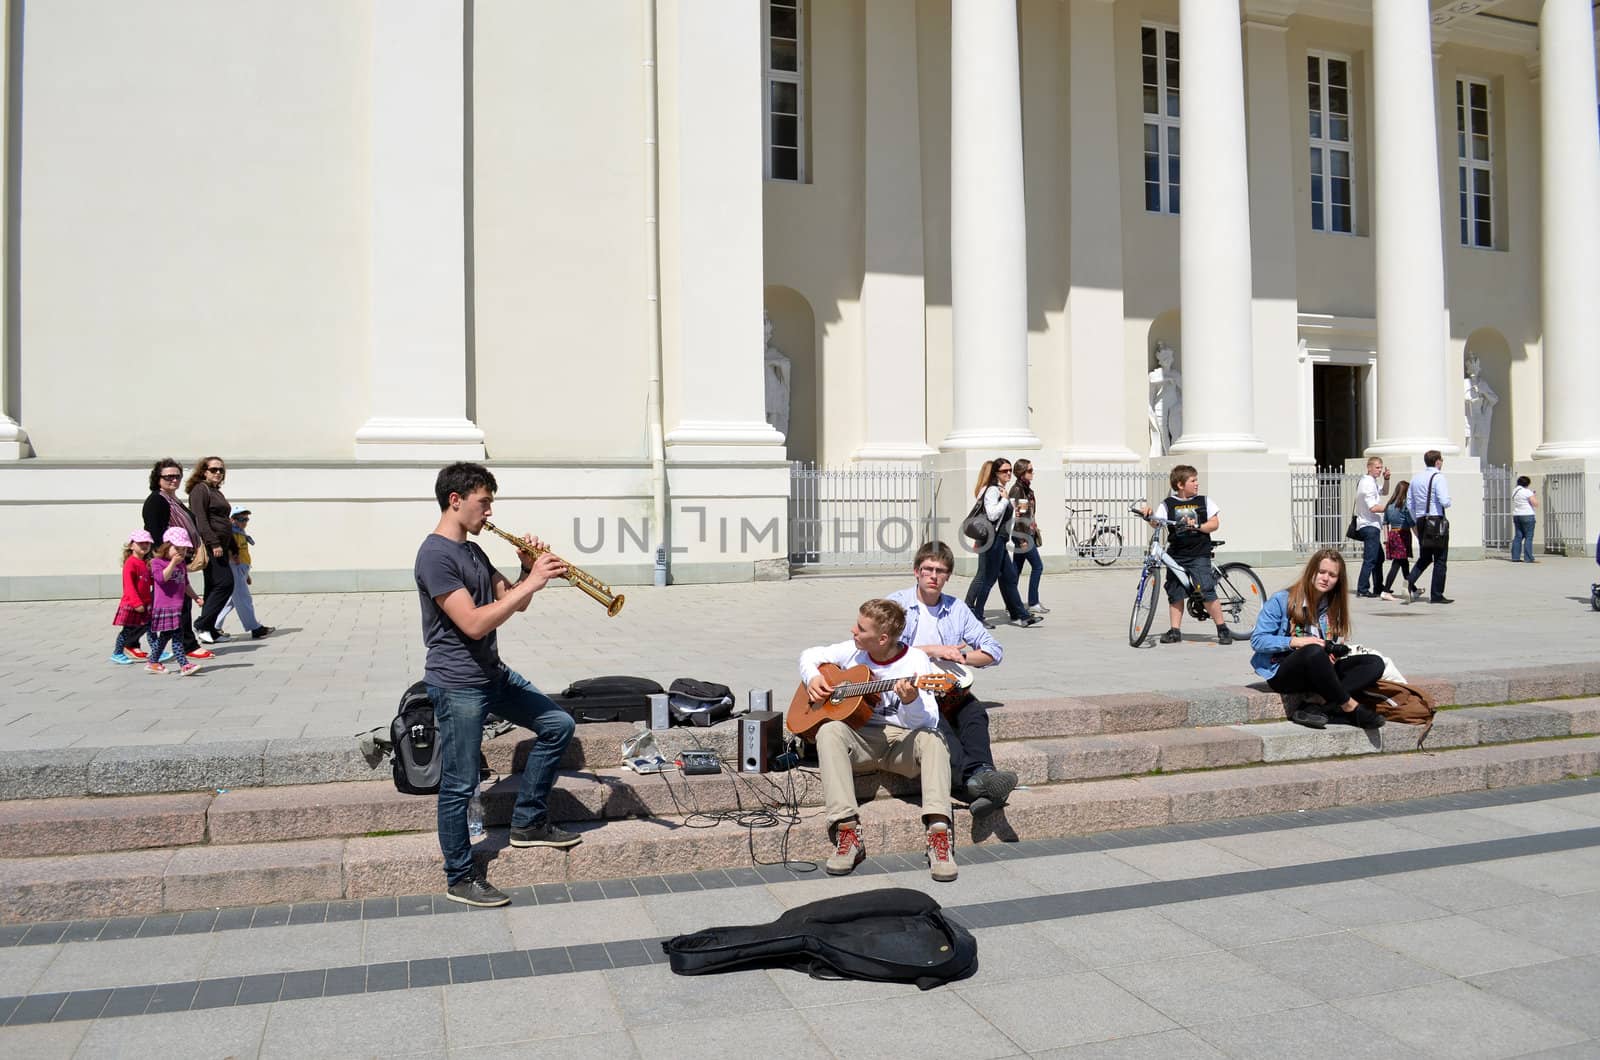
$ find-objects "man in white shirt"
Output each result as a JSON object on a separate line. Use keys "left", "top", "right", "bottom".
{"left": 1354, "top": 457, "right": 1389, "bottom": 598}
{"left": 798, "top": 599, "right": 956, "bottom": 882}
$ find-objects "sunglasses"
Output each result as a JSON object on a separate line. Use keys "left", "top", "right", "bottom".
{"left": 205, "top": 466, "right": 225, "bottom": 474}
{"left": 159, "top": 473, "right": 181, "bottom": 481}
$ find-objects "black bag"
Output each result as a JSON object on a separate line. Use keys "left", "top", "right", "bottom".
{"left": 1344, "top": 513, "right": 1362, "bottom": 542}
{"left": 1416, "top": 473, "right": 1450, "bottom": 548}
{"left": 960, "top": 492, "right": 999, "bottom": 547}
{"left": 391, "top": 681, "right": 443, "bottom": 795}
{"left": 662, "top": 887, "right": 977, "bottom": 990}
{"left": 551, "top": 675, "right": 662, "bottom": 724}
{"left": 668, "top": 677, "right": 736, "bottom": 727}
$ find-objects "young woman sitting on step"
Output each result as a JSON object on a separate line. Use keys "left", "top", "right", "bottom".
{"left": 1250, "top": 548, "right": 1386, "bottom": 731}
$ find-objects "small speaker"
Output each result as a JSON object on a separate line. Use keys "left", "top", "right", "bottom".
{"left": 748, "top": 688, "right": 772, "bottom": 712}
{"left": 648, "top": 693, "right": 671, "bottom": 732}
{"left": 739, "top": 710, "right": 783, "bottom": 774}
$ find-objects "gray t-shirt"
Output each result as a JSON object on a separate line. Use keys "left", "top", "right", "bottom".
{"left": 415, "top": 534, "right": 501, "bottom": 687}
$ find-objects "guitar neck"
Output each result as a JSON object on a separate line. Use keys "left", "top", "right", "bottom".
{"left": 833, "top": 677, "right": 919, "bottom": 700}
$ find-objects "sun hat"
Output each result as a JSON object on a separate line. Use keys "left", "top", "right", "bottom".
{"left": 162, "top": 527, "right": 194, "bottom": 548}
{"left": 231, "top": 505, "right": 251, "bottom": 518}
{"left": 129, "top": 530, "right": 153, "bottom": 544}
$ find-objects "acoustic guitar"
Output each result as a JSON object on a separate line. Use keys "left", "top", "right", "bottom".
{"left": 786, "top": 662, "right": 957, "bottom": 741}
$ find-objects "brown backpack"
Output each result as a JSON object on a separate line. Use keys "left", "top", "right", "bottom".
{"left": 1359, "top": 679, "right": 1436, "bottom": 747}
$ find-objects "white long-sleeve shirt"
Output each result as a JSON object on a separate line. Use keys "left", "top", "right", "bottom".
{"left": 797, "top": 640, "right": 940, "bottom": 731}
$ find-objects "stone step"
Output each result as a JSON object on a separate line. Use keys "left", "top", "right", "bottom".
{"left": 7, "top": 661, "right": 1595, "bottom": 800}
{"left": 5, "top": 698, "right": 1595, "bottom": 857}
{"left": 4, "top": 737, "right": 1597, "bottom": 923}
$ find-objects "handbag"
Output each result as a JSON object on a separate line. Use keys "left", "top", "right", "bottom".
{"left": 1416, "top": 473, "right": 1450, "bottom": 548}
{"left": 960, "top": 494, "right": 998, "bottom": 546}
{"left": 1344, "top": 514, "right": 1362, "bottom": 542}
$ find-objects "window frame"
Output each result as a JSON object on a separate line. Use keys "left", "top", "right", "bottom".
{"left": 1455, "top": 76, "right": 1494, "bottom": 249}
{"left": 763, "top": 0, "right": 805, "bottom": 183}
{"left": 1306, "top": 50, "right": 1356, "bottom": 236}
{"left": 1140, "top": 22, "right": 1181, "bottom": 215}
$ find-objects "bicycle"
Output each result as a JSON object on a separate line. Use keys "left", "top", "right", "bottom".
{"left": 1063, "top": 505, "right": 1123, "bottom": 567}
{"left": 1126, "top": 508, "right": 1266, "bottom": 647}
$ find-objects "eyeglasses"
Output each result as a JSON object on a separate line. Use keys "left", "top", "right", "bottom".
{"left": 159, "top": 473, "right": 180, "bottom": 481}
{"left": 916, "top": 566, "right": 951, "bottom": 577}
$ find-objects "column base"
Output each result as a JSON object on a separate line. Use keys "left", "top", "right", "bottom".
{"left": 1531, "top": 441, "right": 1600, "bottom": 461}
{"left": 852, "top": 443, "right": 939, "bottom": 464}
{"left": 354, "top": 417, "right": 486, "bottom": 461}
{"left": 1169, "top": 433, "right": 1267, "bottom": 454}
{"left": 1366, "top": 436, "right": 1457, "bottom": 458}
{"left": 939, "top": 426, "right": 1042, "bottom": 451}
{"left": 0, "top": 418, "right": 31, "bottom": 460}
{"left": 665, "top": 420, "right": 787, "bottom": 448}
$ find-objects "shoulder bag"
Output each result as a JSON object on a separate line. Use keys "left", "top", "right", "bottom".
{"left": 1416, "top": 473, "right": 1450, "bottom": 549}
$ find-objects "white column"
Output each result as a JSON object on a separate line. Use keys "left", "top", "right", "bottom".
{"left": 856, "top": 0, "right": 935, "bottom": 462}
{"left": 944, "top": 0, "right": 1038, "bottom": 450}
{"left": 1533, "top": 0, "right": 1600, "bottom": 459}
{"left": 663, "top": 0, "right": 781, "bottom": 449}
{"left": 0, "top": 1, "right": 27, "bottom": 460}
{"left": 1170, "top": 0, "right": 1262, "bottom": 454}
{"left": 1063, "top": 0, "right": 1137, "bottom": 464}
{"left": 1367, "top": 0, "right": 1450, "bottom": 456}
{"left": 354, "top": 0, "right": 485, "bottom": 460}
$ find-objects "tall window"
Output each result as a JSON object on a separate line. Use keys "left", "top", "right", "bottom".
{"left": 1141, "top": 24, "right": 1180, "bottom": 214}
{"left": 764, "top": 1, "right": 804, "bottom": 182}
{"left": 1456, "top": 77, "right": 1493, "bottom": 248}
{"left": 1307, "top": 53, "right": 1354, "bottom": 234}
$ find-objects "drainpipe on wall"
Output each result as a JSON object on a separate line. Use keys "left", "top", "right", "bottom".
{"left": 643, "top": 0, "right": 669, "bottom": 587}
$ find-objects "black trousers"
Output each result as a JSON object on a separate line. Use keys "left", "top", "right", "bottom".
{"left": 197, "top": 553, "right": 236, "bottom": 635}
{"left": 938, "top": 695, "right": 994, "bottom": 788}
{"left": 1267, "top": 644, "right": 1385, "bottom": 709}
{"left": 1409, "top": 544, "right": 1448, "bottom": 598}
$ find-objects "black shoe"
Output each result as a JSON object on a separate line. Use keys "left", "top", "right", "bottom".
{"left": 1430, "top": 596, "right": 1453, "bottom": 605}
{"left": 1356, "top": 591, "right": 1379, "bottom": 599}
{"left": 1014, "top": 614, "right": 1043, "bottom": 628}
{"left": 251, "top": 625, "right": 275, "bottom": 639}
{"left": 446, "top": 875, "right": 510, "bottom": 908}
{"left": 1328, "top": 705, "right": 1386, "bottom": 730}
{"left": 1159, "top": 628, "right": 1182, "bottom": 644}
{"left": 509, "top": 822, "right": 583, "bottom": 849}
{"left": 1289, "top": 708, "right": 1328, "bottom": 729}
{"left": 967, "top": 768, "right": 1018, "bottom": 811}
{"left": 1215, "top": 626, "right": 1234, "bottom": 645}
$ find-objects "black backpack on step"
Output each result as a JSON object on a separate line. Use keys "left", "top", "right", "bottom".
{"left": 391, "top": 681, "right": 443, "bottom": 795}
{"left": 662, "top": 887, "right": 977, "bottom": 990}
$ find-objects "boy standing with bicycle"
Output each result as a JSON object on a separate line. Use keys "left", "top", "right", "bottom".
{"left": 1139, "top": 465, "right": 1237, "bottom": 645}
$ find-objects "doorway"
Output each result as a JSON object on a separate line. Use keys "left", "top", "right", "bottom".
{"left": 1313, "top": 363, "right": 1364, "bottom": 467}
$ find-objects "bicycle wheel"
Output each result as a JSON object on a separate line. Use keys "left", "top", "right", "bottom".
{"left": 1215, "top": 562, "right": 1266, "bottom": 633}
{"left": 1088, "top": 526, "right": 1123, "bottom": 567}
{"left": 1129, "top": 566, "right": 1161, "bottom": 647}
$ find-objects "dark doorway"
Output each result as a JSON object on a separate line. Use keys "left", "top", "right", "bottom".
{"left": 1313, "top": 364, "right": 1363, "bottom": 467}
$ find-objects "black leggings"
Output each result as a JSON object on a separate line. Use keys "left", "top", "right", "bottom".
{"left": 1267, "top": 644, "right": 1385, "bottom": 709}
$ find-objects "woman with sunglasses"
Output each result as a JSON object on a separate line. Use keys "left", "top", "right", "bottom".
{"left": 185, "top": 457, "right": 239, "bottom": 644}
{"left": 140, "top": 459, "right": 213, "bottom": 660}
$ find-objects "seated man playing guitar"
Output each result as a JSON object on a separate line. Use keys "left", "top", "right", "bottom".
{"left": 887, "top": 541, "right": 1018, "bottom": 822}
{"left": 798, "top": 598, "right": 957, "bottom": 882}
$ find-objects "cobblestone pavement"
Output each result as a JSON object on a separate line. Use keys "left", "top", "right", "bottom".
{"left": 1, "top": 781, "right": 1597, "bottom": 1058}
{"left": 2, "top": 555, "right": 1596, "bottom": 750}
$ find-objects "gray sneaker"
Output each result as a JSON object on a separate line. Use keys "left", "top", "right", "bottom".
{"left": 966, "top": 769, "right": 1018, "bottom": 817}
{"left": 509, "top": 823, "right": 583, "bottom": 849}
{"left": 446, "top": 875, "right": 510, "bottom": 908}
{"left": 826, "top": 820, "right": 866, "bottom": 875}
{"left": 926, "top": 823, "right": 958, "bottom": 882}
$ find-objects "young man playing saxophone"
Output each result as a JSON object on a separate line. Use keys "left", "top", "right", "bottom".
{"left": 415, "top": 462, "right": 582, "bottom": 908}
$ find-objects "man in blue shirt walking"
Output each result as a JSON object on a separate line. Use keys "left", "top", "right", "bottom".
{"left": 1406, "top": 449, "right": 1453, "bottom": 604}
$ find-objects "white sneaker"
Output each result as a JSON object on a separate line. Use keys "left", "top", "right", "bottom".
{"left": 196, "top": 630, "right": 216, "bottom": 645}
{"left": 926, "top": 822, "right": 958, "bottom": 883}
{"left": 1031, "top": 604, "right": 1050, "bottom": 614}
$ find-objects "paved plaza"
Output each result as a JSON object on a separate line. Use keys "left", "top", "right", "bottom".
{"left": 2, "top": 554, "right": 1597, "bottom": 751}
{"left": 1, "top": 555, "right": 1598, "bottom": 1057}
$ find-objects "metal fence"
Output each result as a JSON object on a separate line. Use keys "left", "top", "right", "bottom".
{"left": 1482, "top": 464, "right": 1512, "bottom": 552}
{"left": 1290, "top": 465, "right": 1363, "bottom": 556}
{"left": 1542, "top": 470, "right": 1589, "bottom": 557}
{"left": 1058, "top": 466, "right": 1171, "bottom": 569}
{"left": 788, "top": 463, "right": 937, "bottom": 569}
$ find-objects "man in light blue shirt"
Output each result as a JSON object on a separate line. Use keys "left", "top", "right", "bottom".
{"left": 887, "top": 541, "right": 1017, "bottom": 820}
{"left": 1405, "top": 449, "right": 1453, "bottom": 604}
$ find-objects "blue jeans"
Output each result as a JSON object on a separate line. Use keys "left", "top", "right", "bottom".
{"left": 1511, "top": 516, "right": 1536, "bottom": 563}
{"left": 1013, "top": 542, "right": 1044, "bottom": 607}
{"left": 427, "top": 667, "right": 576, "bottom": 885}
{"left": 965, "top": 534, "right": 1027, "bottom": 621}
{"left": 1356, "top": 525, "right": 1383, "bottom": 595}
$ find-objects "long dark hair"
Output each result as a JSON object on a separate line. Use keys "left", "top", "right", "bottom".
{"left": 147, "top": 458, "right": 181, "bottom": 492}
{"left": 1286, "top": 548, "right": 1350, "bottom": 639}
{"left": 972, "top": 457, "right": 1011, "bottom": 497}
{"left": 1387, "top": 479, "right": 1410, "bottom": 509}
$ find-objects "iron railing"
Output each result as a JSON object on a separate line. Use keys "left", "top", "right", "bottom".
{"left": 1059, "top": 466, "right": 1171, "bottom": 568}
{"left": 788, "top": 463, "right": 937, "bottom": 569}
{"left": 1290, "top": 465, "right": 1363, "bottom": 556}
{"left": 1542, "top": 470, "right": 1588, "bottom": 557}
{"left": 1482, "top": 464, "right": 1512, "bottom": 552}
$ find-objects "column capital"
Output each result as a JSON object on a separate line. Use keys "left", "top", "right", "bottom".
{"left": 1241, "top": 1, "right": 1293, "bottom": 31}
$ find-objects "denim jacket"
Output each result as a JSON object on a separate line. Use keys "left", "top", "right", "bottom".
{"left": 1249, "top": 589, "right": 1329, "bottom": 680}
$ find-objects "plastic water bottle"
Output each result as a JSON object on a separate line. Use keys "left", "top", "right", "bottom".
{"left": 467, "top": 784, "right": 485, "bottom": 839}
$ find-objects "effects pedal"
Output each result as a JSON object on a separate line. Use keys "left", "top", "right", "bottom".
{"left": 676, "top": 750, "right": 721, "bottom": 776}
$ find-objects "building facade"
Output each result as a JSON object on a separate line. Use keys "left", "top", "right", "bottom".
{"left": 0, "top": 0, "right": 1595, "bottom": 598}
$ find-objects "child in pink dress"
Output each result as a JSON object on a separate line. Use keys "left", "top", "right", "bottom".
{"left": 149, "top": 528, "right": 204, "bottom": 676}
{"left": 109, "top": 530, "right": 155, "bottom": 664}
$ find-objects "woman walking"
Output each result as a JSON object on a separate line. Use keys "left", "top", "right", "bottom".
{"left": 1008, "top": 459, "right": 1048, "bottom": 615}
{"left": 963, "top": 458, "right": 1041, "bottom": 629}
{"left": 1510, "top": 475, "right": 1538, "bottom": 563}
{"left": 1249, "top": 548, "right": 1386, "bottom": 730}
{"left": 186, "top": 456, "right": 237, "bottom": 643}
{"left": 141, "top": 459, "right": 213, "bottom": 660}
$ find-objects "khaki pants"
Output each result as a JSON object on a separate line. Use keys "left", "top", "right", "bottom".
{"left": 815, "top": 720, "right": 952, "bottom": 825}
